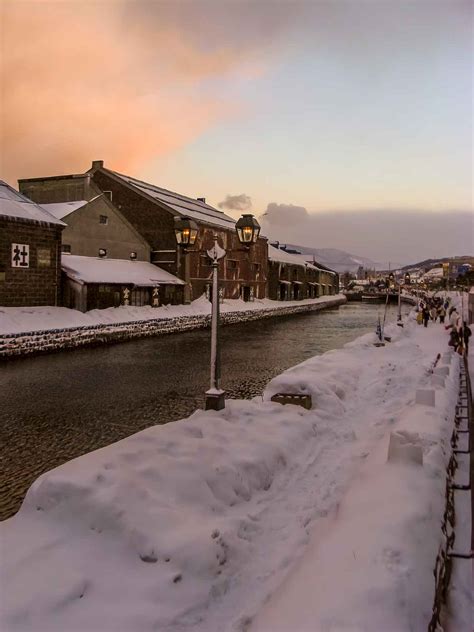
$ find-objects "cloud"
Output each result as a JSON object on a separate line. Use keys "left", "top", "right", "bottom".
{"left": 261, "top": 203, "right": 310, "bottom": 225}
{"left": 218, "top": 194, "right": 252, "bottom": 213}
{"left": 0, "top": 1, "right": 305, "bottom": 184}
{"left": 259, "top": 203, "right": 473, "bottom": 265}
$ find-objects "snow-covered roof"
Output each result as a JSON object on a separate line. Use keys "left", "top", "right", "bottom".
{"left": 61, "top": 255, "right": 185, "bottom": 286}
{"left": 423, "top": 267, "right": 444, "bottom": 279}
{"left": 0, "top": 181, "right": 66, "bottom": 226}
{"left": 268, "top": 245, "right": 321, "bottom": 272}
{"left": 40, "top": 200, "right": 88, "bottom": 219}
{"left": 106, "top": 169, "right": 236, "bottom": 231}
{"left": 290, "top": 254, "right": 338, "bottom": 275}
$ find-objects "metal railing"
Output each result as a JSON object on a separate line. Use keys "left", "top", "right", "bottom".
{"left": 428, "top": 356, "right": 473, "bottom": 631}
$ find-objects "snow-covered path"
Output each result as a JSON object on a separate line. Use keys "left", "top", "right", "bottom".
{"left": 194, "top": 333, "right": 426, "bottom": 630}
{"left": 0, "top": 315, "right": 459, "bottom": 632}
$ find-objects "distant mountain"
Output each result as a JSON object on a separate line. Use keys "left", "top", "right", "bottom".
{"left": 399, "top": 255, "right": 474, "bottom": 273}
{"left": 280, "top": 245, "right": 378, "bottom": 273}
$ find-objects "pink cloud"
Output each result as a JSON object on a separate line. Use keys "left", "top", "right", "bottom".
{"left": 1, "top": 1, "right": 290, "bottom": 183}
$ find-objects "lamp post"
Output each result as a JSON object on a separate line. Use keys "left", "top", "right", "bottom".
{"left": 174, "top": 216, "right": 199, "bottom": 304}
{"left": 174, "top": 213, "right": 260, "bottom": 411}
{"left": 397, "top": 280, "right": 402, "bottom": 322}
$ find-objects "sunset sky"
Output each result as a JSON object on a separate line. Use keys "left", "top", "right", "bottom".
{"left": 1, "top": 0, "right": 472, "bottom": 263}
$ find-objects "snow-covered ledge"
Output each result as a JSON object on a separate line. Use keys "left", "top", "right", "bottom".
{"left": 0, "top": 311, "right": 464, "bottom": 631}
{"left": 0, "top": 295, "right": 346, "bottom": 358}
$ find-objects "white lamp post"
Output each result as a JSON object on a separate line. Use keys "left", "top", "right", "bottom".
{"left": 174, "top": 213, "right": 260, "bottom": 411}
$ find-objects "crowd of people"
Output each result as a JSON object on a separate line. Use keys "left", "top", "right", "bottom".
{"left": 416, "top": 293, "right": 471, "bottom": 356}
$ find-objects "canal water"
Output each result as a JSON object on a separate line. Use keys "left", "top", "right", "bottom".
{"left": 0, "top": 302, "right": 408, "bottom": 520}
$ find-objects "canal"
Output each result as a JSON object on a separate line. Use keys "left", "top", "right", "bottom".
{"left": 0, "top": 301, "right": 408, "bottom": 519}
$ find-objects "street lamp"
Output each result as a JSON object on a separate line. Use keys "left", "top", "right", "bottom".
{"left": 174, "top": 216, "right": 198, "bottom": 248}
{"left": 174, "top": 213, "right": 261, "bottom": 411}
{"left": 235, "top": 214, "right": 261, "bottom": 245}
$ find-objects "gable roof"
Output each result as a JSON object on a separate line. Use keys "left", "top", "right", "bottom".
{"left": 101, "top": 168, "right": 237, "bottom": 231}
{"left": 268, "top": 244, "right": 322, "bottom": 272}
{"left": 61, "top": 255, "right": 184, "bottom": 286}
{"left": 0, "top": 181, "right": 66, "bottom": 226}
{"left": 290, "top": 253, "right": 337, "bottom": 275}
{"left": 40, "top": 200, "right": 88, "bottom": 219}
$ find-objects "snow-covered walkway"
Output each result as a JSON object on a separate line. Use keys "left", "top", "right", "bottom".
{"left": 0, "top": 313, "right": 463, "bottom": 631}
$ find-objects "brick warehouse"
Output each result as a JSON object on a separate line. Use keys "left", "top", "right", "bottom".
{"left": 20, "top": 161, "right": 268, "bottom": 303}
{"left": 0, "top": 181, "right": 65, "bottom": 307}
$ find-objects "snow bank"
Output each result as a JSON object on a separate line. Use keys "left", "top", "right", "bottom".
{"left": 2, "top": 401, "right": 318, "bottom": 632}
{"left": 0, "top": 311, "right": 463, "bottom": 632}
{"left": 0, "top": 295, "right": 341, "bottom": 336}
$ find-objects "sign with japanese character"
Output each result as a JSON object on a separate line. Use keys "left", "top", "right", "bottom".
{"left": 122, "top": 287, "right": 130, "bottom": 306}
{"left": 11, "top": 244, "right": 29, "bottom": 268}
{"left": 152, "top": 287, "right": 159, "bottom": 307}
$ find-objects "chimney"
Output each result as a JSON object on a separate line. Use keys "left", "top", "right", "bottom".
{"left": 91, "top": 160, "right": 104, "bottom": 170}
{"left": 197, "top": 197, "right": 206, "bottom": 203}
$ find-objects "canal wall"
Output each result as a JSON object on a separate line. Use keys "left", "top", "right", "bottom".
{"left": 0, "top": 295, "right": 346, "bottom": 358}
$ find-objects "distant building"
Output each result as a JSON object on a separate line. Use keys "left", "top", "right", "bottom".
{"left": 0, "top": 181, "right": 65, "bottom": 307}
{"left": 267, "top": 245, "right": 337, "bottom": 300}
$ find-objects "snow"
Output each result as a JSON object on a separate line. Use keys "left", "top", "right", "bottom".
{"left": 0, "top": 181, "right": 65, "bottom": 226}
{"left": 61, "top": 254, "right": 185, "bottom": 286}
{"left": 40, "top": 200, "right": 88, "bottom": 219}
{"left": 0, "top": 306, "right": 465, "bottom": 631}
{"left": 107, "top": 169, "right": 237, "bottom": 231}
{"left": 423, "top": 267, "right": 444, "bottom": 279}
{"left": 0, "top": 295, "right": 342, "bottom": 335}
{"left": 267, "top": 245, "right": 322, "bottom": 271}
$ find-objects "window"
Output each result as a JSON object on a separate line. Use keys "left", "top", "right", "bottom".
{"left": 227, "top": 259, "right": 238, "bottom": 269}
{"left": 99, "top": 215, "right": 108, "bottom": 225}
{"left": 103, "top": 191, "right": 113, "bottom": 202}
{"left": 61, "top": 244, "right": 71, "bottom": 253}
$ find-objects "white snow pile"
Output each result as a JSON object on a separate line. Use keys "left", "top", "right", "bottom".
{"left": 0, "top": 315, "right": 464, "bottom": 632}
{"left": 0, "top": 294, "right": 342, "bottom": 335}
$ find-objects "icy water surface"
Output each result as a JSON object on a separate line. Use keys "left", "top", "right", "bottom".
{"left": 0, "top": 302, "right": 407, "bottom": 519}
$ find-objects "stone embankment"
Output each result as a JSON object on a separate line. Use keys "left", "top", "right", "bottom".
{"left": 0, "top": 296, "right": 346, "bottom": 358}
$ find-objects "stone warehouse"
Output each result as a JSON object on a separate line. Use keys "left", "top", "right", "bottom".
{"left": 267, "top": 244, "right": 337, "bottom": 300}
{"left": 0, "top": 181, "right": 65, "bottom": 307}
{"left": 16, "top": 161, "right": 339, "bottom": 309}
{"left": 20, "top": 161, "right": 269, "bottom": 303}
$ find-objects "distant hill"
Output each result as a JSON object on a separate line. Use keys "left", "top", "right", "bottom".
{"left": 280, "top": 245, "right": 378, "bottom": 273}
{"left": 399, "top": 255, "right": 474, "bottom": 272}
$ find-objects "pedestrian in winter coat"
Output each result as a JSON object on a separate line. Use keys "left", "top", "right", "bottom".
{"left": 422, "top": 307, "right": 430, "bottom": 327}
{"left": 449, "top": 309, "right": 460, "bottom": 330}
{"left": 463, "top": 323, "right": 472, "bottom": 354}
{"left": 430, "top": 307, "right": 437, "bottom": 322}
{"left": 448, "top": 329, "right": 460, "bottom": 352}
{"left": 438, "top": 307, "right": 446, "bottom": 324}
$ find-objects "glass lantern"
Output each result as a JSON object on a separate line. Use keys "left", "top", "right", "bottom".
{"left": 174, "top": 216, "right": 198, "bottom": 247}
{"left": 235, "top": 214, "right": 261, "bottom": 245}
